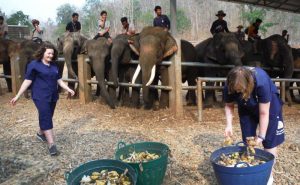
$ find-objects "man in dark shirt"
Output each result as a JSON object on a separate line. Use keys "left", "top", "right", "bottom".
{"left": 210, "top": 10, "right": 229, "bottom": 35}
{"left": 66, "top": 13, "right": 81, "bottom": 32}
{"left": 153, "top": 6, "right": 170, "bottom": 31}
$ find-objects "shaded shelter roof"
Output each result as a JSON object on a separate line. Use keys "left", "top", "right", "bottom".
{"left": 219, "top": 0, "right": 300, "bottom": 14}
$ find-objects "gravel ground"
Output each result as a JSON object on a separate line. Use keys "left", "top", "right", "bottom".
{"left": 0, "top": 78, "right": 300, "bottom": 185}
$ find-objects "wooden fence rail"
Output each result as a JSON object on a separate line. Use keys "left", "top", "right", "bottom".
{"left": 1, "top": 38, "right": 300, "bottom": 120}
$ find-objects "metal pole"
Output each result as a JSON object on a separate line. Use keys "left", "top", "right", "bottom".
{"left": 281, "top": 81, "right": 286, "bottom": 103}
{"left": 197, "top": 78, "right": 203, "bottom": 122}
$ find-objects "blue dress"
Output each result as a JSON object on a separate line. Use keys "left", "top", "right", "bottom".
{"left": 25, "top": 60, "right": 61, "bottom": 130}
{"left": 223, "top": 67, "right": 284, "bottom": 149}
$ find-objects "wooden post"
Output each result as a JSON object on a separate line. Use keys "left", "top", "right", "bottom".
{"left": 170, "top": 0, "right": 177, "bottom": 36}
{"left": 11, "top": 57, "right": 22, "bottom": 96}
{"left": 280, "top": 81, "right": 285, "bottom": 103}
{"left": 78, "top": 54, "right": 92, "bottom": 104}
{"left": 197, "top": 78, "right": 203, "bottom": 122}
{"left": 168, "top": 38, "right": 183, "bottom": 117}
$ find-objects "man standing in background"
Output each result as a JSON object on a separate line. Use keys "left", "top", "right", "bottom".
{"left": 153, "top": 5, "right": 170, "bottom": 31}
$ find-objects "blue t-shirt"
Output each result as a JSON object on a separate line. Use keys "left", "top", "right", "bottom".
{"left": 25, "top": 60, "right": 61, "bottom": 102}
{"left": 153, "top": 15, "right": 170, "bottom": 30}
{"left": 223, "top": 67, "right": 279, "bottom": 115}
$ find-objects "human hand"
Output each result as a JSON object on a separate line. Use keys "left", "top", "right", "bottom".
{"left": 255, "top": 136, "right": 263, "bottom": 146}
{"left": 224, "top": 125, "right": 233, "bottom": 137}
{"left": 68, "top": 88, "right": 75, "bottom": 96}
{"left": 10, "top": 95, "right": 20, "bottom": 106}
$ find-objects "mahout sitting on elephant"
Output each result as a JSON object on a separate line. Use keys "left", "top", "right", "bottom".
{"left": 241, "top": 34, "right": 294, "bottom": 105}
{"left": 195, "top": 32, "right": 244, "bottom": 107}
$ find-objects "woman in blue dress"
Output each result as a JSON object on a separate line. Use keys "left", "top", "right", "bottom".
{"left": 10, "top": 43, "right": 75, "bottom": 156}
{"left": 223, "top": 66, "right": 285, "bottom": 185}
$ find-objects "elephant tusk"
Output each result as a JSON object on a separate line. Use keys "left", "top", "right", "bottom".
{"left": 146, "top": 65, "right": 156, "bottom": 86}
{"left": 132, "top": 64, "right": 141, "bottom": 84}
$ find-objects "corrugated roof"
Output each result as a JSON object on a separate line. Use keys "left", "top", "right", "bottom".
{"left": 219, "top": 0, "right": 300, "bottom": 14}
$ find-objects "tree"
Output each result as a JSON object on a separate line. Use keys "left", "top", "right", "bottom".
{"left": 56, "top": 3, "right": 77, "bottom": 24}
{"left": 55, "top": 3, "right": 78, "bottom": 36}
{"left": 6, "top": 11, "right": 31, "bottom": 27}
{"left": 241, "top": 6, "right": 277, "bottom": 36}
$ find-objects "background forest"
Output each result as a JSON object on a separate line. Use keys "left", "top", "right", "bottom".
{"left": 1, "top": 0, "right": 300, "bottom": 46}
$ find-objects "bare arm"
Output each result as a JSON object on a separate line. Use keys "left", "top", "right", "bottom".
{"left": 224, "top": 102, "right": 235, "bottom": 136}
{"left": 57, "top": 79, "right": 75, "bottom": 96}
{"left": 10, "top": 80, "right": 32, "bottom": 105}
{"left": 258, "top": 102, "right": 270, "bottom": 140}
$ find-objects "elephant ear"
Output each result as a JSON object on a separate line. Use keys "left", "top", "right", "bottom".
{"left": 163, "top": 35, "right": 178, "bottom": 58}
{"left": 128, "top": 33, "right": 140, "bottom": 56}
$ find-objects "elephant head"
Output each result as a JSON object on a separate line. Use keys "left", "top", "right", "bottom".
{"left": 129, "top": 26, "right": 177, "bottom": 107}
{"left": 85, "top": 37, "right": 115, "bottom": 108}
{"left": 110, "top": 34, "right": 138, "bottom": 87}
{"left": 207, "top": 32, "right": 244, "bottom": 66}
{"left": 58, "top": 32, "right": 87, "bottom": 79}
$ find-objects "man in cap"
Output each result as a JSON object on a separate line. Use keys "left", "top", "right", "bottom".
{"left": 210, "top": 10, "right": 229, "bottom": 35}
{"left": 0, "top": 16, "right": 8, "bottom": 39}
{"left": 153, "top": 5, "right": 170, "bottom": 31}
{"left": 235, "top": 25, "right": 245, "bottom": 41}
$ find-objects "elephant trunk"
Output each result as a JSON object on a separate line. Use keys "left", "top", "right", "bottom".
{"left": 110, "top": 57, "right": 119, "bottom": 88}
{"left": 227, "top": 50, "right": 242, "bottom": 66}
{"left": 63, "top": 47, "right": 78, "bottom": 79}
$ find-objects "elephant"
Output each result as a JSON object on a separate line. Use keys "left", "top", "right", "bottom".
{"left": 291, "top": 48, "right": 300, "bottom": 101}
{"left": 83, "top": 37, "right": 115, "bottom": 109}
{"left": 242, "top": 35, "right": 294, "bottom": 105}
{"left": 0, "top": 39, "right": 17, "bottom": 92}
{"left": 109, "top": 34, "right": 141, "bottom": 108}
{"left": 129, "top": 26, "right": 178, "bottom": 110}
{"left": 57, "top": 32, "right": 87, "bottom": 95}
{"left": 0, "top": 39, "right": 64, "bottom": 97}
{"left": 181, "top": 39, "right": 198, "bottom": 105}
{"left": 195, "top": 32, "right": 244, "bottom": 107}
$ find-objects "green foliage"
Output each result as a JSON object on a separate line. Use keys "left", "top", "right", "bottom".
{"left": 54, "top": 23, "right": 66, "bottom": 37}
{"left": 241, "top": 6, "right": 277, "bottom": 36}
{"left": 6, "top": 11, "right": 31, "bottom": 27}
{"left": 175, "top": 9, "right": 191, "bottom": 34}
{"left": 56, "top": 3, "right": 77, "bottom": 24}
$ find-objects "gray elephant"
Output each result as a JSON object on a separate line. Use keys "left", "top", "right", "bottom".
{"left": 291, "top": 48, "right": 300, "bottom": 101}
{"left": 181, "top": 39, "right": 198, "bottom": 105}
{"left": 0, "top": 39, "right": 17, "bottom": 92}
{"left": 109, "top": 34, "right": 141, "bottom": 108}
{"left": 83, "top": 37, "right": 115, "bottom": 109}
{"left": 0, "top": 40, "right": 63, "bottom": 97}
{"left": 241, "top": 35, "right": 294, "bottom": 105}
{"left": 129, "top": 26, "right": 178, "bottom": 109}
{"left": 57, "top": 32, "right": 87, "bottom": 95}
{"left": 195, "top": 32, "right": 244, "bottom": 107}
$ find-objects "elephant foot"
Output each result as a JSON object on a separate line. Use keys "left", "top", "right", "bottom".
{"left": 186, "top": 100, "right": 197, "bottom": 106}
{"left": 144, "top": 104, "right": 152, "bottom": 110}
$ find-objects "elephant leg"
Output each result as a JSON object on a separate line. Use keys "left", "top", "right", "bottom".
{"left": 3, "top": 61, "right": 12, "bottom": 92}
{"left": 186, "top": 74, "right": 197, "bottom": 106}
{"left": 108, "top": 68, "right": 118, "bottom": 105}
{"left": 204, "top": 82, "right": 215, "bottom": 108}
{"left": 159, "top": 66, "right": 169, "bottom": 109}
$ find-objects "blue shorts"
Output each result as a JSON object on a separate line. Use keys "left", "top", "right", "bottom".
{"left": 33, "top": 100, "right": 56, "bottom": 131}
{"left": 238, "top": 94, "right": 285, "bottom": 149}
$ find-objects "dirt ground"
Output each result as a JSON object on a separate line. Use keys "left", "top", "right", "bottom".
{"left": 0, "top": 78, "right": 300, "bottom": 185}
